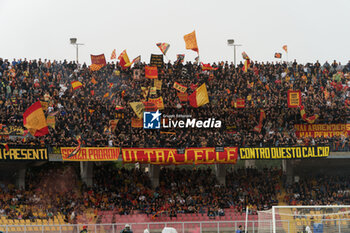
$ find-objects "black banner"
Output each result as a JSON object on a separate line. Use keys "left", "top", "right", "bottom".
{"left": 239, "top": 146, "right": 330, "bottom": 160}
{"left": 150, "top": 54, "right": 164, "bottom": 68}
{"left": 0, "top": 146, "right": 48, "bottom": 161}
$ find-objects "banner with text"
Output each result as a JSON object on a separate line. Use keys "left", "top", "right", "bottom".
{"left": 150, "top": 54, "right": 164, "bottom": 68}
{"left": 122, "top": 147, "right": 238, "bottom": 164}
{"left": 295, "top": 124, "right": 350, "bottom": 138}
{"left": 0, "top": 125, "right": 25, "bottom": 136}
{"left": 239, "top": 146, "right": 329, "bottom": 160}
{"left": 287, "top": 90, "right": 301, "bottom": 108}
{"left": 61, "top": 147, "right": 120, "bottom": 161}
{"left": 0, "top": 146, "right": 48, "bottom": 161}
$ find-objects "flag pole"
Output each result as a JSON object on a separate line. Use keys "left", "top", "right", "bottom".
{"left": 165, "top": 55, "right": 170, "bottom": 63}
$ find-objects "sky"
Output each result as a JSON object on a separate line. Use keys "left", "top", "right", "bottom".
{"left": 0, "top": 0, "right": 349, "bottom": 65}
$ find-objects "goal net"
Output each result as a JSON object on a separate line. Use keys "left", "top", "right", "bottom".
{"left": 257, "top": 205, "right": 350, "bottom": 233}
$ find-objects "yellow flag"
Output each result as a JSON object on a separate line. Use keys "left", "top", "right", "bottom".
{"left": 129, "top": 102, "right": 145, "bottom": 119}
{"left": 184, "top": 30, "right": 199, "bottom": 52}
{"left": 154, "top": 79, "right": 162, "bottom": 90}
{"left": 141, "top": 87, "right": 150, "bottom": 99}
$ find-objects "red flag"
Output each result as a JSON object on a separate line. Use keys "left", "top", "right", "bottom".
{"left": 190, "top": 84, "right": 198, "bottom": 90}
{"left": 234, "top": 99, "right": 245, "bottom": 108}
{"left": 145, "top": 66, "right": 158, "bottom": 79}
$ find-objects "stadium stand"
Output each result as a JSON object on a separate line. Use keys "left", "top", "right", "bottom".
{"left": 0, "top": 58, "right": 350, "bottom": 150}
{"left": 1, "top": 57, "right": 350, "bottom": 232}
{"left": 0, "top": 164, "right": 349, "bottom": 224}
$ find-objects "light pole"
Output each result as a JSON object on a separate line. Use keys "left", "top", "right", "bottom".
{"left": 227, "top": 39, "right": 242, "bottom": 67}
{"left": 70, "top": 38, "right": 84, "bottom": 64}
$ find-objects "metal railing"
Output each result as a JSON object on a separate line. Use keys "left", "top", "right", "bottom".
{"left": 2, "top": 219, "right": 350, "bottom": 233}
{"left": 0, "top": 220, "right": 287, "bottom": 233}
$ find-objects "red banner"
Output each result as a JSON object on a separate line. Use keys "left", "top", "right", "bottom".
{"left": 131, "top": 118, "right": 143, "bottom": 128}
{"left": 122, "top": 147, "right": 238, "bottom": 164}
{"left": 287, "top": 90, "right": 301, "bottom": 108}
{"left": 90, "top": 54, "right": 107, "bottom": 65}
{"left": 145, "top": 66, "right": 158, "bottom": 79}
{"left": 234, "top": 99, "right": 245, "bottom": 108}
{"left": 295, "top": 124, "right": 350, "bottom": 138}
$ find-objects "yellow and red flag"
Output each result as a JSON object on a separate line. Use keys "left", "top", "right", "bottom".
{"left": 243, "top": 59, "right": 250, "bottom": 72}
{"left": 184, "top": 30, "right": 199, "bottom": 53}
{"left": 131, "top": 118, "right": 143, "bottom": 128}
{"left": 283, "top": 45, "right": 288, "bottom": 53}
{"left": 90, "top": 64, "right": 104, "bottom": 71}
{"left": 109, "top": 83, "right": 114, "bottom": 89}
{"left": 118, "top": 50, "right": 131, "bottom": 69}
{"left": 176, "top": 54, "right": 185, "bottom": 63}
{"left": 91, "top": 77, "right": 97, "bottom": 85}
{"left": 110, "top": 49, "right": 117, "bottom": 60}
{"left": 287, "top": 90, "right": 301, "bottom": 108}
{"left": 103, "top": 93, "right": 110, "bottom": 98}
{"left": 149, "top": 97, "right": 165, "bottom": 110}
{"left": 242, "top": 51, "right": 250, "bottom": 60}
{"left": 300, "top": 105, "right": 319, "bottom": 124}
{"left": 115, "top": 105, "right": 124, "bottom": 110}
{"left": 177, "top": 92, "right": 188, "bottom": 102}
{"left": 201, "top": 63, "right": 218, "bottom": 71}
{"left": 145, "top": 66, "right": 158, "bottom": 79}
{"left": 23, "top": 101, "right": 49, "bottom": 137}
{"left": 90, "top": 54, "right": 106, "bottom": 71}
{"left": 188, "top": 83, "right": 209, "bottom": 108}
{"left": 253, "top": 109, "right": 266, "bottom": 133}
{"left": 71, "top": 81, "right": 83, "bottom": 90}
{"left": 132, "top": 55, "right": 141, "bottom": 64}
{"left": 156, "top": 43, "right": 170, "bottom": 56}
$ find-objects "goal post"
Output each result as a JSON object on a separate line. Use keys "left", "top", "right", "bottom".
{"left": 271, "top": 205, "right": 350, "bottom": 233}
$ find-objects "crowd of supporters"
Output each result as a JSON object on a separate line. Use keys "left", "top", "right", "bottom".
{"left": 1, "top": 57, "right": 350, "bottom": 149}
{"left": 0, "top": 166, "right": 281, "bottom": 222}
{"left": 285, "top": 175, "right": 350, "bottom": 206}
{"left": 0, "top": 164, "right": 350, "bottom": 222}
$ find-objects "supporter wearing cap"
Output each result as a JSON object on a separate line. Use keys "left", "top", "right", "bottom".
{"left": 121, "top": 224, "right": 133, "bottom": 233}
